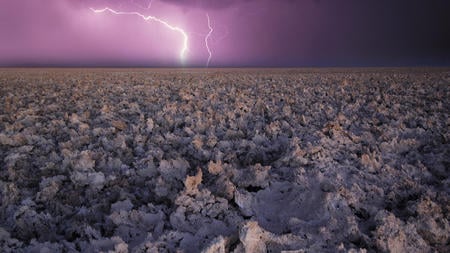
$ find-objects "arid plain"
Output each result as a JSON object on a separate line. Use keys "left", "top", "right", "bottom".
{"left": 0, "top": 68, "right": 448, "bottom": 252}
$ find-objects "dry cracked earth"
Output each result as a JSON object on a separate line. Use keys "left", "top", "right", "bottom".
{"left": 0, "top": 68, "right": 449, "bottom": 252}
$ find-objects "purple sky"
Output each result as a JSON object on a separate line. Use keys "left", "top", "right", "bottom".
{"left": 0, "top": 0, "right": 449, "bottom": 67}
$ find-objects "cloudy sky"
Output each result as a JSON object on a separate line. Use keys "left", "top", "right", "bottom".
{"left": 0, "top": 0, "right": 449, "bottom": 67}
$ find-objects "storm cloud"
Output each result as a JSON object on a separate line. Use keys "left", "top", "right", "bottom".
{"left": 0, "top": 0, "right": 449, "bottom": 66}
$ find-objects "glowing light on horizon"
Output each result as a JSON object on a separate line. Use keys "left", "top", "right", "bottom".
{"left": 90, "top": 7, "right": 189, "bottom": 63}
{"left": 205, "top": 13, "right": 213, "bottom": 67}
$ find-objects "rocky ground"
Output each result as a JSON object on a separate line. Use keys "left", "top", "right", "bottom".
{"left": 0, "top": 68, "right": 449, "bottom": 252}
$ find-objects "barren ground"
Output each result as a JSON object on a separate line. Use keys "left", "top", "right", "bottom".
{"left": 0, "top": 68, "right": 449, "bottom": 252}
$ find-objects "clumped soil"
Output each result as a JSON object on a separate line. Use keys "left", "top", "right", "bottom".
{"left": 0, "top": 68, "right": 449, "bottom": 252}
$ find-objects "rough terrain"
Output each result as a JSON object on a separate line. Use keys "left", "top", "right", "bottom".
{"left": 0, "top": 68, "right": 449, "bottom": 252}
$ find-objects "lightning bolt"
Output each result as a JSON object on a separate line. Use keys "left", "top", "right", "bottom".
{"left": 205, "top": 13, "right": 213, "bottom": 67}
{"left": 90, "top": 7, "right": 188, "bottom": 63}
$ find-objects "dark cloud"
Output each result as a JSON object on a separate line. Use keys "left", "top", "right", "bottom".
{"left": 73, "top": 0, "right": 257, "bottom": 10}
{"left": 157, "top": 0, "right": 257, "bottom": 10}
{"left": 159, "top": 0, "right": 302, "bottom": 10}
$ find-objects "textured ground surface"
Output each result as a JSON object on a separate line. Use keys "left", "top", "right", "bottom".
{"left": 0, "top": 68, "right": 449, "bottom": 252}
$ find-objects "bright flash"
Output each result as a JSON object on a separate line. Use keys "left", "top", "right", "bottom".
{"left": 90, "top": 7, "right": 189, "bottom": 63}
